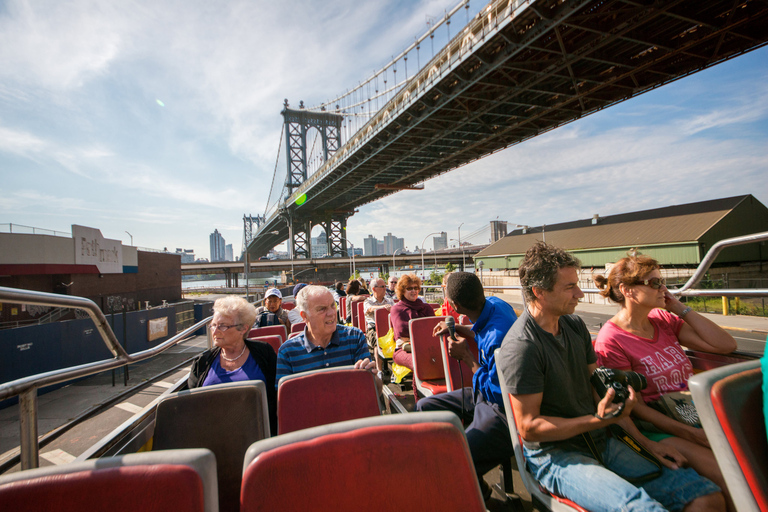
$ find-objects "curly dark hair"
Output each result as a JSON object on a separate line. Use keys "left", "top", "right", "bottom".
{"left": 519, "top": 242, "right": 581, "bottom": 302}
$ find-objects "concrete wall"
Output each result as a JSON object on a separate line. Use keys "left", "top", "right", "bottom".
{"left": 0, "top": 233, "right": 75, "bottom": 264}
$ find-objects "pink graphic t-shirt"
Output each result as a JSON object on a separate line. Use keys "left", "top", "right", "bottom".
{"left": 594, "top": 308, "right": 690, "bottom": 402}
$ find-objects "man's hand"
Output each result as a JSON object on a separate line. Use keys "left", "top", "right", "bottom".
{"left": 432, "top": 320, "right": 448, "bottom": 338}
{"left": 448, "top": 336, "right": 472, "bottom": 363}
{"left": 645, "top": 440, "right": 687, "bottom": 470}
{"left": 596, "top": 386, "right": 637, "bottom": 421}
{"left": 384, "top": 304, "right": 392, "bottom": 311}
{"left": 354, "top": 358, "right": 376, "bottom": 372}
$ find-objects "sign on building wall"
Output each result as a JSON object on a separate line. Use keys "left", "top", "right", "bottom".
{"left": 72, "top": 225, "right": 123, "bottom": 274}
{"left": 148, "top": 317, "right": 169, "bottom": 341}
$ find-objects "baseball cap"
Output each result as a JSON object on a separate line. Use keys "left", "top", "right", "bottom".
{"left": 265, "top": 288, "right": 282, "bottom": 299}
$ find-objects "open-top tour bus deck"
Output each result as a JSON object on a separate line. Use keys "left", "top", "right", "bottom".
{"left": 0, "top": 231, "right": 766, "bottom": 511}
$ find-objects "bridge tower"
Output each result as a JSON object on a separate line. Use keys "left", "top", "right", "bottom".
{"left": 281, "top": 100, "right": 345, "bottom": 259}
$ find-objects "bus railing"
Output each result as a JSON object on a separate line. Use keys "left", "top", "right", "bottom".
{"left": 482, "top": 231, "right": 768, "bottom": 298}
{"left": 0, "top": 286, "right": 213, "bottom": 470}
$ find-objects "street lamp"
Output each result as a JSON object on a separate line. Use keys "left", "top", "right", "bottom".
{"left": 392, "top": 247, "right": 406, "bottom": 274}
{"left": 125, "top": 231, "right": 133, "bottom": 246}
{"left": 338, "top": 237, "right": 356, "bottom": 278}
{"left": 420, "top": 232, "right": 441, "bottom": 281}
{"left": 292, "top": 267, "right": 317, "bottom": 283}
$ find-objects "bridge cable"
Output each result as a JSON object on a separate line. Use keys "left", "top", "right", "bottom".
{"left": 264, "top": 126, "right": 285, "bottom": 220}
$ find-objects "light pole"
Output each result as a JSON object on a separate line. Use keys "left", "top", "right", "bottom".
{"left": 420, "top": 232, "right": 441, "bottom": 281}
{"left": 339, "top": 237, "right": 356, "bottom": 278}
{"left": 292, "top": 267, "right": 317, "bottom": 284}
{"left": 392, "top": 247, "right": 406, "bottom": 275}
{"left": 125, "top": 231, "right": 133, "bottom": 246}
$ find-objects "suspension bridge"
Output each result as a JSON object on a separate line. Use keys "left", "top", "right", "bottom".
{"left": 244, "top": 0, "right": 768, "bottom": 260}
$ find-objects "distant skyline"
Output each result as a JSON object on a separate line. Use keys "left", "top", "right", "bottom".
{"left": 2, "top": 1, "right": 766, "bottom": 261}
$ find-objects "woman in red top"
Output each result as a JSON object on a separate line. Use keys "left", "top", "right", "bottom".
{"left": 594, "top": 255, "right": 736, "bottom": 509}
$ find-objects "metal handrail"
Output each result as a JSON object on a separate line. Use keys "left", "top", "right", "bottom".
{"left": 482, "top": 231, "right": 768, "bottom": 298}
{"left": 0, "top": 286, "right": 212, "bottom": 470}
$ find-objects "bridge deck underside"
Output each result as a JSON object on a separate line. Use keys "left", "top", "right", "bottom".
{"left": 250, "top": 0, "right": 768, "bottom": 258}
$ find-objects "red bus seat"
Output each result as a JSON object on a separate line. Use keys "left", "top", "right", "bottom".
{"left": 339, "top": 296, "right": 347, "bottom": 323}
{"left": 277, "top": 366, "right": 380, "bottom": 435}
{"left": 689, "top": 360, "right": 766, "bottom": 512}
{"left": 247, "top": 335, "right": 281, "bottom": 355}
{"left": 409, "top": 316, "right": 448, "bottom": 401}
{"left": 282, "top": 302, "right": 296, "bottom": 311}
{"left": 374, "top": 308, "right": 392, "bottom": 362}
{"left": 356, "top": 301, "right": 366, "bottom": 331}
{"left": 241, "top": 412, "right": 486, "bottom": 512}
{"left": 289, "top": 321, "right": 305, "bottom": 334}
{"left": 496, "top": 349, "right": 589, "bottom": 511}
{"left": 439, "top": 333, "right": 479, "bottom": 392}
{"left": 248, "top": 325, "right": 287, "bottom": 344}
{"left": 0, "top": 448, "right": 217, "bottom": 512}
{"left": 153, "top": 381, "right": 270, "bottom": 512}
{"left": 349, "top": 298, "right": 360, "bottom": 327}
{"left": 288, "top": 331, "right": 301, "bottom": 339}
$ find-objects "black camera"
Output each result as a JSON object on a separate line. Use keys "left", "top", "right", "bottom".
{"left": 591, "top": 367, "right": 647, "bottom": 405}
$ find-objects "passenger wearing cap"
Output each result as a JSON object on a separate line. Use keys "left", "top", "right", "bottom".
{"left": 286, "top": 283, "right": 308, "bottom": 326}
{"left": 255, "top": 288, "right": 291, "bottom": 333}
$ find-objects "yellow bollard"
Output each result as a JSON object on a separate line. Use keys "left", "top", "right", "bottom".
{"left": 734, "top": 297, "right": 741, "bottom": 314}
{"left": 721, "top": 296, "right": 729, "bottom": 316}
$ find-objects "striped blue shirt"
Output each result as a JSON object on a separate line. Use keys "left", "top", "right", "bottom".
{"left": 276, "top": 325, "right": 369, "bottom": 387}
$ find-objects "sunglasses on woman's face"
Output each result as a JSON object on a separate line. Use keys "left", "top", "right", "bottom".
{"left": 406, "top": 286, "right": 420, "bottom": 292}
{"left": 635, "top": 277, "right": 666, "bottom": 289}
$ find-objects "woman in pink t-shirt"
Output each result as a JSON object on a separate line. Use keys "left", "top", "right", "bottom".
{"left": 594, "top": 255, "right": 737, "bottom": 509}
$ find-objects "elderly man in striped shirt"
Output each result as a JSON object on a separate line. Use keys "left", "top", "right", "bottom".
{"left": 276, "top": 285, "right": 379, "bottom": 388}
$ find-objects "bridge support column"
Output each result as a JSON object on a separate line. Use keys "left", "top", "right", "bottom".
{"left": 324, "top": 216, "right": 348, "bottom": 257}
{"left": 291, "top": 219, "right": 312, "bottom": 259}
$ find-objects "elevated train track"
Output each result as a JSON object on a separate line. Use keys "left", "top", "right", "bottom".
{"left": 249, "top": 0, "right": 768, "bottom": 258}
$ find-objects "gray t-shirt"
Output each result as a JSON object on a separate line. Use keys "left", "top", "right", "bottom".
{"left": 497, "top": 308, "right": 601, "bottom": 451}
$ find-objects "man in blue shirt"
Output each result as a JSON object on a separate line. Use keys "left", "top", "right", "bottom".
{"left": 276, "top": 285, "right": 378, "bottom": 387}
{"left": 416, "top": 272, "right": 517, "bottom": 496}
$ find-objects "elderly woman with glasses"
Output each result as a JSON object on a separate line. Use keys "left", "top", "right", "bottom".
{"left": 593, "top": 255, "right": 736, "bottom": 509}
{"left": 390, "top": 274, "right": 435, "bottom": 370}
{"left": 188, "top": 295, "right": 277, "bottom": 433}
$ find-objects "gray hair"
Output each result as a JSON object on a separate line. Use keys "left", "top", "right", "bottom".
{"left": 296, "top": 285, "right": 333, "bottom": 313}
{"left": 213, "top": 296, "right": 257, "bottom": 328}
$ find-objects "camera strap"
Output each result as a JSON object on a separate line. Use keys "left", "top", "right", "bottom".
{"left": 581, "top": 425, "right": 663, "bottom": 485}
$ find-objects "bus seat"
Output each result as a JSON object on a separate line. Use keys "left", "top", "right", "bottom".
{"left": 288, "top": 331, "right": 301, "bottom": 339}
{"left": 289, "top": 321, "right": 305, "bottom": 334}
{"left": 689, "top": 360, "right": 766, "bottom": 512}
{"left": 339, "top": 296, "right": 347, "bottom": 323}
{"left": 374, "top": 308, "right": 392, "bottom": 362}
{"left": 241, "top": 412, "right": 485, "bottom": 512}
{"left": 440, "top": 333, "right": 478, "bottom": 392}
{"left": 409, "top": 316, "right": 448, "bottom": 401}
{"left": 458, "top": 314, "right": 472, "bottom": 325}
{"left": 0, "top": 448, "right": 217, "bottom": 512}
{"left": 282, "top": 302, "right": 296, "bottom": 311}
{"left": 349, "top": 299, "right": 359, "bottom": 326}
{"left": 427, "top": 302, "right": 441, "bottom": 311}
{"left": 153, "top": 381, "right": 270, "bottom": 512}
{"left": 277, "top": 366, "right": 380, "bottom": 435}
{"left": 248, "top": 325, "right": 287, "bottom": 344}
{"left": 356, "top": 301, "right": 366, "bottom": 331}
{"left": 496, "top": 349, "right": 589, "bottom": 512}
{"left": 246, "top": 335, "right": 281, "bottom": 355}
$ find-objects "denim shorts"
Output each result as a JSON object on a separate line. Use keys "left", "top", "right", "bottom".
{"left": 524, "top": 437, "right": 720, "bottom": 512}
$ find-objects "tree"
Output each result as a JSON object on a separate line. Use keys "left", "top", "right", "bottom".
{"left": 445, "top": 262, "right": 456, "bottom": 273}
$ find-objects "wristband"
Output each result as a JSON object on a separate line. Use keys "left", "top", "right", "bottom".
{"left": 679, "top": 306, "right": 693, "bottom": 319}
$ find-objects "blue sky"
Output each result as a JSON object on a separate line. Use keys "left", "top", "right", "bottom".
{"left": 1, "top": 0, "right": 766, "bottom": 260}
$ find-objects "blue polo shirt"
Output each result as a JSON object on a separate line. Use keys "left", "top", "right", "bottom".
{"left": 276, "top": 325, "right": 369, "bottom": 387}
{"left": 471, "top": 296, "right": 517, "bottom": 406}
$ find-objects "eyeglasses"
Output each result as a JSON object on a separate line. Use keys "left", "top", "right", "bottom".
{"left": 635, "top": 277, "right": 666, "bottom": 289}
{"left": 210, "top": 323, "right": 242, "bottom": 332}
{"left": 388, "top": 280, "right": 397, "bottom": 284}
{"left": 373, "top": 285, "right": 385, "bottom": 288}
{"left": 406, "top": 286, "right": 420, "bottom": 291}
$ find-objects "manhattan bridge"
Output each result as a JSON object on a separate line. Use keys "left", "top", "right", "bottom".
{"left": 243, "top": 0, "right": 768, "bottom": 261}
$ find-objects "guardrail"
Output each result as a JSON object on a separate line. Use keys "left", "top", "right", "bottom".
{"left": 0, "top": 287, "right": 213, "bottom": 470}
{"left": 481, "top": 231, "right": 768, "bottom": 299}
